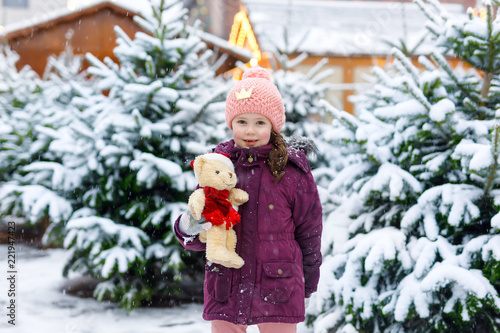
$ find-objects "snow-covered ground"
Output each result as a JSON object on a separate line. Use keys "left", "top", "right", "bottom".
{"left": 0, "top": 245, "right": 312, "bottom": 332}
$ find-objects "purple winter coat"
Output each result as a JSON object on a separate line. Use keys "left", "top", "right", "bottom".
{"left": 174, "top": 140, "right": 322, "bottom": 325}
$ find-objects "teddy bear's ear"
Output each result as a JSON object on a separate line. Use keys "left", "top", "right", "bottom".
{"left": 192, "top": 155, "right": 205, "bottom": 177}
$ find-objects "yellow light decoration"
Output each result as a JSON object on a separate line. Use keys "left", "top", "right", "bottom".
{"left": 228, "top": 12, "right": 246, "bottom": 46}
{"left": 473, "top": 7, "right": 487, "bottom": 20}
{"left": 228, "top": 10, "right": 262, "bottom": 64}
{"left": 480, "top": 7, "right": 487, "bottom": 20}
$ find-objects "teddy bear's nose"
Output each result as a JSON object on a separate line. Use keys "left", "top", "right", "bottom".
{"left": 229, "top": 172, "right": 233, "bottom": 178}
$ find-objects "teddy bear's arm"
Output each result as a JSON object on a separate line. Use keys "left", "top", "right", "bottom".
{"left": 188, "top": 189, "right": 206, "bottom": 220}
{"left": 229, "top": 188, "right": 249, "bottom": 206}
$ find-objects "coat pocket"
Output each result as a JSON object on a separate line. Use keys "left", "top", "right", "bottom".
{"left": 205, "top": 263, "right": 232, "bottom": 303}
{"left": 260, "top": 261, "right": 296, "bottom": 303}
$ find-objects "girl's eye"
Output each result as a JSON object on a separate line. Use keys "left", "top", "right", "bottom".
{"left": 237, "top": 120, "right": 246, "bottom": 124}
{"left": 215, "top": 171, "right": 220, "bottom": 174}
{"left": 257, "top": 121, "right": 265, "bottom": 125}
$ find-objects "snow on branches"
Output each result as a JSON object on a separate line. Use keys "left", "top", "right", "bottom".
{"left": 310, "top": 0, "right": 500, "bottom": 331}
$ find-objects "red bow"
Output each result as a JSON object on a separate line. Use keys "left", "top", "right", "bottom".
{"left": 202, "top": 187, "right": 241, "bottom": 230}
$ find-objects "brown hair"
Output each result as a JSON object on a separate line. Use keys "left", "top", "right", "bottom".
{"left": 267, "top": 130, "right": 288, "bottom": 183}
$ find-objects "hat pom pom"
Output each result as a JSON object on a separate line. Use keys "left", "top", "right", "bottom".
{"left": 242, "top": 67, "right": 271, "bottom": 81}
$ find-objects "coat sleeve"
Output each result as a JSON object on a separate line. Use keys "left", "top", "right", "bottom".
{"left": 292, "top": 170, "right": 323, "bottom": 298}
{"left": 174, "top": 214, "right": 207, "bottom": 252}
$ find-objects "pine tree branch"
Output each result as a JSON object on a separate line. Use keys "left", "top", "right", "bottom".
{"left": 480, "top": 3, "right": 495, "bottom": 103}
{"left": 392, "top": 48, "right": 420, "bottom": 85}
{"left": 393, "top": 49, "right": 454, "bottom": 142}
{"left": 414, "top": 0, "right": 444, "bottom": 31}
{"left": 430, "top": 52, "right": 481, "bottom": 105}
{"left": 402, "top": 80, "right": 432, "bottom": 111}
{"left": 154, "top": 2, "right": 167, "bottom": 77}
{"left": 192, "top": 86, "right": 227, "bottom": 123}
{"left": 418, "top": 55, "right": 437, "bottom": 72}
{"left": 143, "top": 92, "right": 155, "bottom": 118}
{"left": 483, "top": 125, "right": 500, "bottom": 201}
{"left": 319, "top": 100, "right": 382, "bottom": 166}
{"left": 483, "top": 309, "right": 500, "bottom": 333}
{"left": 318, "top": 99, "right": 359, "bottom": 133}
{"left": 402, "top": 80, "right": 450, "bottom": 142}
{"left": 481, "top": 73, "right": 494, "bottom": 101}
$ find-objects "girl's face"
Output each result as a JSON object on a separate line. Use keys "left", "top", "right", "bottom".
{"left": 232, "top": 113, "right": 273, "bottom": 148}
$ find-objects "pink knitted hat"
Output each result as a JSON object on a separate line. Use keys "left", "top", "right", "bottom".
{"left": 226, "top": 67, "right": 286, "bottom": 132}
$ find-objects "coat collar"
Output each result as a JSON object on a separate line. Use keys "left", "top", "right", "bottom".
{"left": 215, "top": 140, "right": 272, "bottom": 166}
{"left": 214, "top": 140, "right": 311, "bottom": 173}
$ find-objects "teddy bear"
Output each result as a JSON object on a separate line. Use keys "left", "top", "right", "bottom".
{"left": 188, "top": 153, "right": 248, "bottom": 269}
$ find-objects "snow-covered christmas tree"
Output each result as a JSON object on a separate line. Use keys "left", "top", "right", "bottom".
{"left": 59, "top": 0, "right": 227, "bottom": 309}
{"left": 308, "top": 0, "right": 500, "bottom": 331}
{"left": 0, "top": 32, "right": 100, "bottom": 226}
{"left": 1, "top": 0, "right": 227, "bottom": 309}
{"left": 0, "top": 39, "right": 98, "bottom": 242}
{"left": 0, "top": 46, "right": 43, "bottom": 183}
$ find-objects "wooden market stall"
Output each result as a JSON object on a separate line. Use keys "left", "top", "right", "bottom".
{"left": 1, "top": 0, "right": 251, "bottom": 77}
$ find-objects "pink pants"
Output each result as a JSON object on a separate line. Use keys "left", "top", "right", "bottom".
{"left": 211, "top": 320, "right": 297, "bottom": 333}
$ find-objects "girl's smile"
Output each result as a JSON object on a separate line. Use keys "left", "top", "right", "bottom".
{"left": 244, "top": 139, "right": 258, "bottom": 146}
{"left": 231, "top": 113, "right": 272, "bottom": 148}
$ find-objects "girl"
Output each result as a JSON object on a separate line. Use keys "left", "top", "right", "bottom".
{"left": 174, "top": 67, "right": 322, "bottom": 333}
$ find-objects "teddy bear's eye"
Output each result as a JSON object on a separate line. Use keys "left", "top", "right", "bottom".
{"left": 215, "top": 171, "right": 220, "bottom": 174}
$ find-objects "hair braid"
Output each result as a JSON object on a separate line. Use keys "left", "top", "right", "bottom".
{"left": 268, "top": 130, "right": 288, "bottom": 183}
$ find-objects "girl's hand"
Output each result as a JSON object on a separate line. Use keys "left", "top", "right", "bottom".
{"left": 179, "top": 210, "right": 212, "bottom": 235}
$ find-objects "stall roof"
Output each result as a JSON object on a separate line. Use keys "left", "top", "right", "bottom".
{"left": 1, "top": 1, "right": 140, "bottom": 40}
{"left": 245, "top": 0, "right": 466, "bottom": 56}
{"left": 1, "top": 0, "right": 251, "bottom": 64}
